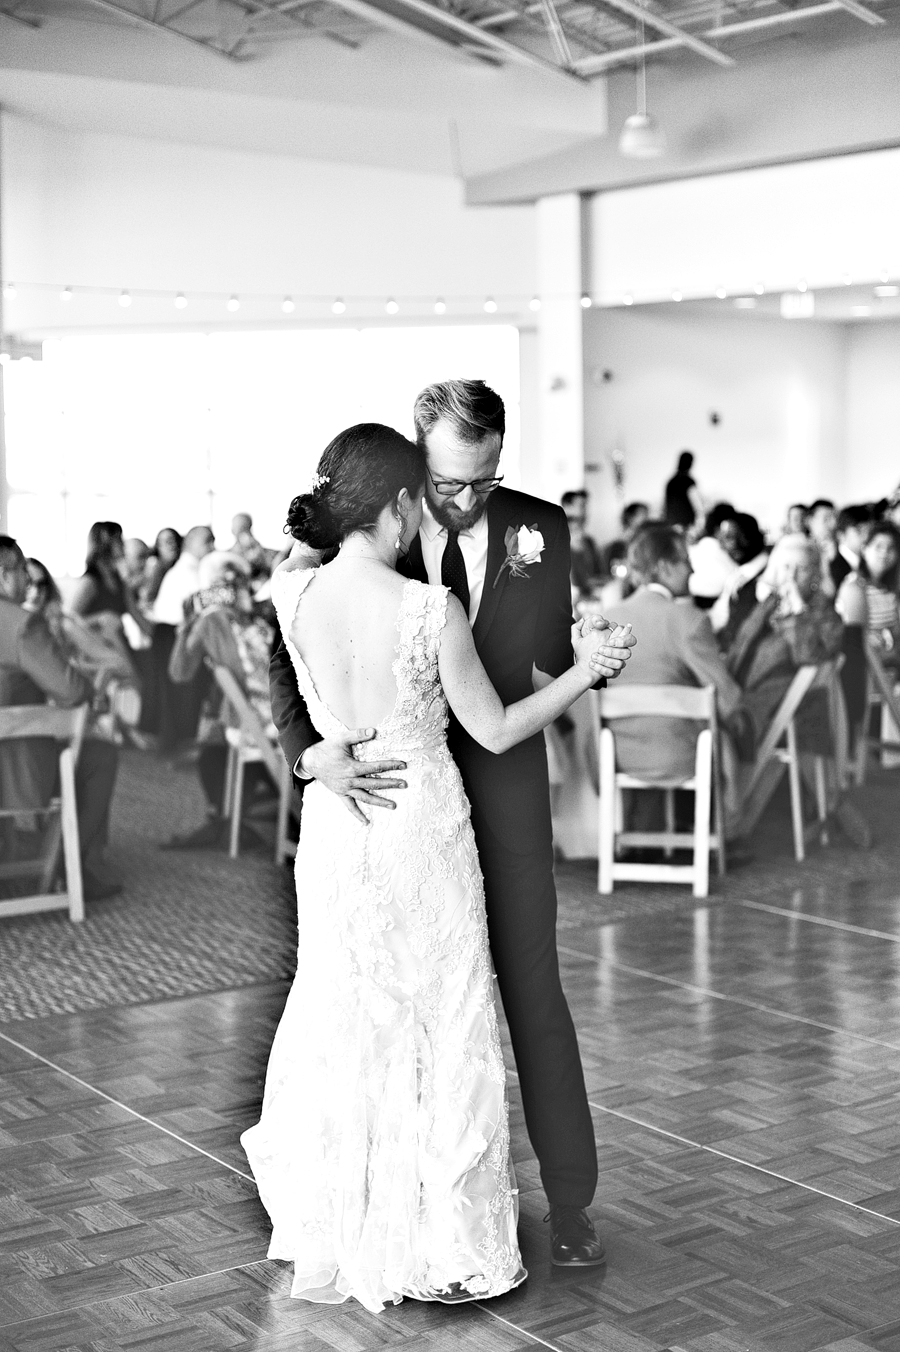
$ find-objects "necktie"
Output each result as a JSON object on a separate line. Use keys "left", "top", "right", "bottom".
{"left": 441, "top": 529, "right": 470, "bottom": 616}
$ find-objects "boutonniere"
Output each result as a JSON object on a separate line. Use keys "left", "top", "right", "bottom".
{"left": 493, "top": 524, "right": 545, "bottom": 589}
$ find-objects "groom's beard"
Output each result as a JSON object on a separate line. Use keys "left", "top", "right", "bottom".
{"left": 426, "top": 494, "right": 490, "bottom": 534}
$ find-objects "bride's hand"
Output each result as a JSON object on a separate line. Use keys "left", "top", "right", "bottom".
{"left": 571, "top": 617, "right": 634, "bottom": 679}
{"left": 285, "top": 540, "right": 324, "bottom": 571}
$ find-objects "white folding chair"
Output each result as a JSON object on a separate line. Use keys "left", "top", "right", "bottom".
{"left": 741, "top": 660, "right": 842, "bottom": 862}
{"left": 591, "top": 684, "right": 724, "bottom": 899}
{"left": 214, "top": 667, "right": 296, "bottom": 864}
{"left": 0, "top": 704, "right": 88, "bottom": 921}
{"left": 853, "top": 638, "right": 900, "bottom": 782}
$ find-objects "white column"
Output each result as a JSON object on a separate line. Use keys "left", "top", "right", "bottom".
{"left": 535, "top": 192, "right": 584, "bottom": 505}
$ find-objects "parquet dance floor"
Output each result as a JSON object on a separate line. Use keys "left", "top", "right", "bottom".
{"left": 2, "top": 765, "right": 900, "bottom": 1349}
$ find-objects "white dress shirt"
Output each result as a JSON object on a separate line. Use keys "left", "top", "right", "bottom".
{"left": 151, "top": 553, "right": 202, "bottom": 626}
{"left": 419, "top": 502, "right": 490, "bottom": 626}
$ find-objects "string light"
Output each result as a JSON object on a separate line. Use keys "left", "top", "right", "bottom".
{"left": 174, "top": 293, "right": 188, "bottom": 310}
{"left": 529, "top": 296, "right": 541, "bottom": 312}
{"left": 330, "top": 298, "right": 346, "bottom": 315}
{"left": 715, "top": 285, "right": 727, "bottom": 299}
{"left": 434, "top": 298, "right": 446, "bottom": 315}
{"left": 879, "top": 270, "right": 890, "bottom": 283}
{"left": 797, "top": 279, "right": 808, "bottom": 293}
{"left": 623, "top": 294, "right": 634, "bottom": 306}
{"left": 60, "top": 286, "right": 73, "bottom": 303}
{"left": 842, "top": 273, "right": 853, "bottom": 286}
{"left": 580, "top": 294, "right": 593, "bottom": 309}
{"left": 671, "top": 289, "right": 682, "bottom": 302}
{"left": 754, "top": 282, "right": 765, "bottom": 295}
{"left": 385, "top": 298, "right": 399, "bottom": 315}
{"left": 483, "top": 297, "right": 497, "bottom": 313}
{"left": 118, "top": 291, "right": 132, "bottom": 308}
{"left": 281, "top": 296, "right": 295, "bottom": 314}
{"left": 2, "top": 282, "right": 16, "bottom": 301}
{"left": 227, "top": 295, "right": 240, "bottom": 312}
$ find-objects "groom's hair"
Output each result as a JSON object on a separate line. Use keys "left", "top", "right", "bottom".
{"left": 413, "top": 379, "right": 505, "bottom": 448}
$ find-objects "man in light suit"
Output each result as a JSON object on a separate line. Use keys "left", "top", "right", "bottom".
{"left": 604, "top": 523, "right": 743, "bottom": 819}
{"left": 270, "top": 380, "right": 636, "bottom": 1267}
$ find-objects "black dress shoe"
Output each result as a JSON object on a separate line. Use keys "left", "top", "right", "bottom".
{"left": 545, "top": 1206, "right": 607, "bottom": 1267}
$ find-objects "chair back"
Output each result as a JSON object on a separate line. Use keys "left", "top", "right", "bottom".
{"left": 213, "top": 667, "right": 281, "bottom": 783}
{"left": 866, "top": 637, "right": 900, "bottom": 728}
{"left": 595, "top": 683, "right": 716, "bottom": 723}
{"left": 0, "top": 704, "right": 88, "bottom": 752}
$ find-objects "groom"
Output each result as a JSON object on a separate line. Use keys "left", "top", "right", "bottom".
{"left": 269, "top": 379, "right": 634, "bottom": 1267}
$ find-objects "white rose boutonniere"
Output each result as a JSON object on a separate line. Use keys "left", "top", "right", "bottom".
{"left": 493, "top": 524, "right": 545, "bottom": 589}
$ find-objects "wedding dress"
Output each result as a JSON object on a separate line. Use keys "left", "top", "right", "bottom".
{"left": 241, "top": 568, "right": 526, "bottom": 1313}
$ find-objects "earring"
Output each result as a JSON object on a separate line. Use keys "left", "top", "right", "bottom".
{"left": 394, "top": 530, "right": 402, "bottom": 551}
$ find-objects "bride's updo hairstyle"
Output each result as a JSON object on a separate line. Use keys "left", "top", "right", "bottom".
{"left": 286, "top": 423, "right": 425, "bottom": 553}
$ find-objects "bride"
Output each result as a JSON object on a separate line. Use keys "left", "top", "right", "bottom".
{"left": 241, "top": 424, "right": 628, "bottom": 1313}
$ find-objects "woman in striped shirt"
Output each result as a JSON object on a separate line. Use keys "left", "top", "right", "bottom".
{"left": 837, "top": 520, "right": 900, "bottom": 669}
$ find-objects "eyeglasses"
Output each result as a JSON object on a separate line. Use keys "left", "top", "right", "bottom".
{"left": 427, "top": 469, "right": 504, "bottom": 497}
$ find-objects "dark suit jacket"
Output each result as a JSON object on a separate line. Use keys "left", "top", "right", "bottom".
{"left": 269, "top": 487, "right": 582, "bottom": 851}
{"left": 0, "top": 596, "right": 91, "bottom": 810}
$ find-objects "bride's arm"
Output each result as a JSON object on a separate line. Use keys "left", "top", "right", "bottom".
{"left": 437, "top": 595, "right": 631, "bottom": 755}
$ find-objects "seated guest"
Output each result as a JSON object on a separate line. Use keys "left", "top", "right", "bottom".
{"left": 69, "top": 521, "right": 151, "bottom": 652}
{"left": 726, "top": 534, "right": 844, "bottom": 761}
{"left": 122, "top": 537, "right": 151, "bottom": 592}
{"left": 836, "top": 520, "right": 900, "bottom": 670}
{"left": 0, "top": 537, "right": 121, "bottom": 900}
{"left": 602, "top": 501, "right": 649, "bottom": 580}
{"left": 830, "top": 505, "right": 872, "bottom": 593}
{"left": 604, "top": 523, "right": 744, "bottom": 831}
{"left": 561, "top": 490, "right": 603, "bottom": 601}
{"left": 688, "top": 502, "right": 738, "bottom": 610}
{"left": 785, "top": 503, "right": 809, "bottom": 535}
{"left": 806, "top": 498, "right": 838, "bottom": 595}
{"left": 140, "top": 527, "right": 182, "bottom": 608}
{"left": 26, "top": 557, "right": 135, "bottom": 696}
{"left": 711, "top": 512, "right": 769, "bottom": 644}
{"left": 166, "top": 551, "right": 278, "bottom": 847}
{"left": 230, "top": 513, "right": 275, "bottom": 585}
{"left": 148, "top": 524, "right": 216, "bottom": 754}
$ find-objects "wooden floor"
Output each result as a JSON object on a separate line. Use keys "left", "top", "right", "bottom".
{"left": 3, "top": 826, "right": 900, "bottom": 1348}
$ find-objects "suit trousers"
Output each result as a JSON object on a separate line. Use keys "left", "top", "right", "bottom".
{"left": 466, "top": 797, "right": 598, "bottom": 1209}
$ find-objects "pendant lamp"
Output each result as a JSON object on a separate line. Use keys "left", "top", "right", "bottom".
{"left": 618, "top": 18, "right": 666, "bottom": 159}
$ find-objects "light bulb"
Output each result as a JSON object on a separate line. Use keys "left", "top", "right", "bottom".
{"left": 60, "top": 287, "right": 73, "bottom": 303}
{"left": 842, "top": 273, "right": 853, "bottom": 286}
{"left": 281, "top": 296, "right": 295, "bottom": 314}
{"left": 580, "top": 294, "right": 593, "bottom": 309}
{"left": 174, "top": 293, "right": 188, "bottom": 310}
{"left": 715, "top": 285, "right": 727, "bottom": 300}
{"left": 332, "top": 298, "right": 346, "bottom": 315}
{"left": 623, "top": 294, "right": 634, "bottom": 306}
{"left": 529, "top": 296, "right": 541, "bottom": 312}
{"left": 880, "top": 270, "right": 890, "bottom": 283}
{"left": 433, "top": 298, "right": 446, "bottom": 315}
{"left": 798, "top": 279, "right": 808, "bottom": 293}
{"left": 3, "top": 282, "right": 16, "bottom": 301}
{"left": 385, "top": 298, "right": 399, "bottom": 315}
{"left": 618, "top": 112, "right": 666, "bottom": 159}
{"left": 671, "top": 289, "right": 682, "bottom": 302}
{"left": 227, "top": 295, "right": 240, "bottom": 312}
{"left": 483, "top": 297, "right": 498, "bottom": 313}
{"left": 754, "top": 282, "right": 765, "bottom": 295}
{"left": 118, "top": 291, "right": 132, "bottom": 308}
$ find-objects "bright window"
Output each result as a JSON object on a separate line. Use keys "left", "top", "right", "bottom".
{"left": 5, "top": 325, "right": 520, "bottom": 576}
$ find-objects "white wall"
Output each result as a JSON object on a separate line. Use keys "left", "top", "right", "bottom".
{"left": 582, "top": 307, "right": 849, "bottom": 543}
{"left": 1, "top": 112, "right": 538, "bottom": 334}
{"left": 845, "top": 323, "right": 900, "bottom": 502}
{"left": 588, "top": 149, "right": 900, "bottom": 305}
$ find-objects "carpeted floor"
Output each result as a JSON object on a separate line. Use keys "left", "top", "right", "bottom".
{"left": 0, "top": 747, "right": 897, "bottom": 1022}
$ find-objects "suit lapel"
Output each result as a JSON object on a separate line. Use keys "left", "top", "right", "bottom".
{"left": 472, "top": 492, "right": 517, "bottom": 648}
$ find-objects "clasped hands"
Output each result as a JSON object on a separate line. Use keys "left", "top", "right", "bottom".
{"left": 574, "top": 614, "right": 636, "bottom": 681}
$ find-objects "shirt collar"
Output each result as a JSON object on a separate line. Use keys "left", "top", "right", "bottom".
{"left": 644, "top": 582, "right": 674, "bottom": 600}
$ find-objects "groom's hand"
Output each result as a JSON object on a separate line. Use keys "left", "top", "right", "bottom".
{"left": 299, "top": 730, "right": 407, "bottom": 825}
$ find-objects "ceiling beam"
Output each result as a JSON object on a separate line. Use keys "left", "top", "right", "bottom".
{"left": 236, "top": 0, "right": 359, "bottom": 49}
{"left": 310, "top": 0, "right": 491, "bottom": 59}
{"left": 833, "top": 0, "right": 885, "bottom": 24}
{"left": 77, "top": 0, "right": 240, "bottom": 56}
{"left": 370, "top": 0, "right": 585, "bottom": 79}
{"left": 537, "top": 0, "right": 575, "bottom": 66}
{"left": 575, "top": 1, "right": 849, "bottom": 73}
{"left": 586, "top": 0, "right": 735, "bottom": 66}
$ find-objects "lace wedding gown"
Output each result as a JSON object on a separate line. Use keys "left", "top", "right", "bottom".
{"left": 241, "top": 568, "right": 525, "bottom": 1313}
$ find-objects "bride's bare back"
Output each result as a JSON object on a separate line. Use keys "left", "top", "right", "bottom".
{"left": 287, "top": 559, "right": 408, "bottom": 731}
